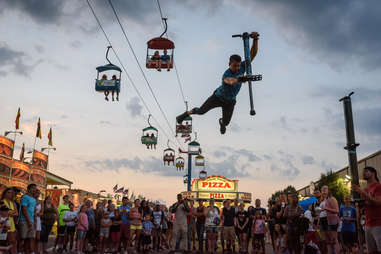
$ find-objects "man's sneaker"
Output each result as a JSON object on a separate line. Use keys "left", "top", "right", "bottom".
{"left": 219, "top": 118, "right": 226, "bottom": 134}
{"left": 176, "top": 112, "right": 188, "bottom": 124}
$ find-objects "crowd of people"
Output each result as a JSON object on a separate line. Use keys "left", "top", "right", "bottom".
{"left": 0, "top": 166, "right": 379, "bottom": 254}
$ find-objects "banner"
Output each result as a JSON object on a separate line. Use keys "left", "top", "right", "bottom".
{"left": 10, "top": 179, "right": 28, "bottom": 190}
{"left": 0, "top": 136, "right": 14, "bottom": 158}
{"left": 30, "top": 167, "right": 46, "bottom": 186}
{"left": 32, "top": 150, "right": 48, "bottom": 169}
{"left": 0, "top": 157, "right": 12, "bottom": 177}
{"left": 238, "top": 192, "right": 252, "bottom": 202}
{"left": 46, "top": 189, "right": 63, "bottom": 207}
{"left": 11, "top": 161, "right": 30, "bottom": 181}
{"left": 198, "top": 192, "right": 237, "bottom": 200}
{"left": 195, "top": 176, "right": 237, "bottom": 192}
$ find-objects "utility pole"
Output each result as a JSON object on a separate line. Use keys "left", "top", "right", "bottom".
{"left": 339, "top": 91, "right": 363, "bottom": 254}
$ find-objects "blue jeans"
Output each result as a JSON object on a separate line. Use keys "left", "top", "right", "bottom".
{"left": 196, "top": 223, "right": 205, "bottom": 251}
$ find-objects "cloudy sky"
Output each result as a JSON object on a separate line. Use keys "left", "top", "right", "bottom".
{"left": 1, "top": 0, "right": 380, "bottom": 205}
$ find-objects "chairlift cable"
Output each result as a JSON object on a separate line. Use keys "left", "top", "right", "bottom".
{"left": 107, "top": 0, "right": 184, "bottom": 149}
{"left": 86, "top": 0, "right": 179, "bottom": 149}
{"left": 156, "top": 0, "right": 187, "bottom": 107}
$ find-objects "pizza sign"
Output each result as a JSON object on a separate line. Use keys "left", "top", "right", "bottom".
{"left": 196, "top": 176, "right": 237, "bottom": 192}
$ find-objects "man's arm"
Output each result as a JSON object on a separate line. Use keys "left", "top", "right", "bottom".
{"left": 250, "top": 32, "right": 259, "bottom": 62}
{"left": 352, "top": 185, "right": 381, "bottom": 206}
{"left": 21, "top": 206, "right": 32, "bottom": 226}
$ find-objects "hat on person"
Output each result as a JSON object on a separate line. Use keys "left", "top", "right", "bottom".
{"left": 155, "top": 201, "right": 161, "bottom": 206}
{"left": 364, "top": 166, "right": 379, "bottom": 182}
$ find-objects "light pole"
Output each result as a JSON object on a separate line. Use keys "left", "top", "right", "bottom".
{"left": 339, "top": 91, "right": 363, "bottom": 254}
{"left": 179, "top": 133, "right": 201, "bottom": 192}
{"left": 41, "top": 147, "right": 56, "bottom": 170}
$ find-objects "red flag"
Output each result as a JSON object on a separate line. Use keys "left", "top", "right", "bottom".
{"left": 15, "top": 108, "right": 21, "bottom": 130}
{"left": 48, "top": 128, "right": 53, "bottom": 146}
{"left": 20, "top": 143, "right": 25, "bottom": 161}
{"left": 36, "top": 118, "right": 42, "bottom": 139}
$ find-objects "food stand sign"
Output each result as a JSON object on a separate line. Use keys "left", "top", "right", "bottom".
{"left": 32, "top": 150, "right": 48, "bottom": 169}
{"left": 195, "top": 176, "right": 237, "bottom": 192}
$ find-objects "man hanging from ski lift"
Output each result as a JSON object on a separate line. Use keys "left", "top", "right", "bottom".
{"left": 176, "top": 32, "right": 259, "bottom": 134}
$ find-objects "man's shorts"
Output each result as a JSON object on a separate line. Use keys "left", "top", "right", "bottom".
{"left": 223, "top": 226, "right": 236, "bottom": 241}
{"left": 130, "top": 224, "right": 142, "bottom": 230}
{"left": 365, "top": 226, "right": 381, "bottom": 253}
{"left": 18, "top": 221, "right": 36, "bottom": 239}
{"left": 99, "top": 228, "right": 110, "bottom": 238}
{"left": 120, "top": 224, "right": 130, "bottom": 239}
{"left": 342, "top": 231, "right": 357, "bottom": 246}
{"left": 66, "top": 226, "right": 76, "bottom": 235}
{"left": 57, "top": 225, "right": 66, "bottom": 236}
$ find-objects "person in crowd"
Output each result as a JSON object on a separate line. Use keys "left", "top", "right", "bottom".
{"left": 205, "top": 199, "right": 219, "bottom": 254}
{"left": 140, "top": 200, "right": 152, "bottom": 219}
{"left": 63, "top": 203, "right": 78, "bottom": 252}
{"left": 221, "top": 199, "right": 236, "bottom": 253}
{"left": 186, "top": 200, "right": 196, "bottom": 251}
{"left": 304, "top": 204, "right": 320, "bottom": 253}
{"left": 195, "top": 199, "right": 207, "bottom": 252}
{"left": 152, "top": 202, "right": 164, "bottom": 252}
{"left": 151, "top": 51, "right": 162, "bottom": 71}
{"left": 170, "top": 194, "right": 189, "bottom": 251}
{"left": 0, "top": 204, "right": 11, "bottom": 251}
{"left": 352, "top": 166, "right": 381, "bottom": 254}
{"left": 235, "top": 203, "right": 249, "bottom": 254}
{"left": 142, "top": 214, "right": 154, "bottom": 252}
{"left": 118, "top": 197, "right": 131, "bottom": 254}
{"left": 252, "top": 210, "right": 267, "bottom": 254}
{"left": 99, "top": 211, "right": 112, "bottom": 254}
{"left": 283, "top": 193, "right": 302, "bottom": 254}
{"left": 33, "top": 189, "right": 43, "bottom": 254}
{"left": 130, "top": 199, "right": 142, "bottom": 251}
{"left": 40, "top": 196, "right": 58, "bottom": 254}
{"left": 160, "top": 204, "right": 170, "bottom": 250}
{"left": 320, "top": 185, "right": 340, "bottom": 254}
{"left": 110, "top": 209, "right": 122, "bottom": 253}
{"left": 84, "top": 200, "right": 96, "bottom": 253}
{"left": 247, "top": 205, "right": 255, "bottom": 252}
{"left": 18, "top": 184, "right": 37, "bottom": 254}
{"left": 273, "top": 224, "right": 289, "bottom": 254}
{"left": 95, "top": 201, "right": 104, "bottom": 249}
{"left": 108, "top": 203, "right": 116, "bottom": 219}
{"left": 77, "top": 205, "right": 88, "bottom": 254}
{"left": 161, "top": 49, "right": 171, "bottom": 71}
{"left": 57, "top": 195, "right": 70, "bottom": 252}
{"left": 318, "top": 186, "right": 329, "bottom": 254}
{"left": 339, "top": 196, "right": 357, "bottom": 253}
{"left": 1, "top": 188, "right": 18, "bottom": 254}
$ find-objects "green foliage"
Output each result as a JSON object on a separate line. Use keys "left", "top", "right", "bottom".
{"left": 317, "top": 170, "right": 349, "bottom": 204}
{"left": 268, "top": 185, "right": 297, "bottom": 203}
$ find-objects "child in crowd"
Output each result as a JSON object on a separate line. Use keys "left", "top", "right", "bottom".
{"left": 99, "top": 212, "right": 112, "bottom": 254}
{"left": 110, "top": 210, "right": 122, "bottom": 253}
{"left": 273, "top": 224, "right": 289, "bottom": 254}
{"left": 0, "top": 204, "right": 11, "bottom": 250}
{"left": 77, "top": 205, "right": 88, "bottom": 254}
{"left": 252, "top": 211, "right": 267, "bottom": 253}
{"left": 63, "top": 203, "right": 78, "bottom": 252}
{"left": 142, "top": 215, "right": 154, "bottom": 252}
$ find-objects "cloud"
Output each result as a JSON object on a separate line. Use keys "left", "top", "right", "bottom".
{"left": 207, "top": 155, "right": 250, "bottom": 178}
{"left": 302, "top": 155, "right": 315, "bottom": 165}
{"left": 270, "top": 162, "right": 300, "bottom": 179}
{"left": 34, "top": 45, "right": 44, "bottom": 53}
{"left": 84, "top": 156, "right": 182, "bottom": 177}
{"left": 99, "top": 120, "right": 112, "bottom": 125}
{"left": 242, "top": 0, "right": 381, "bottom": 70}
{"left": 0, "top": 0, "right": 66, "bottom": 25}
{"left": 60, "top": 115, "right": 69, "bottom": 119}
{"left": 126, "top": 97, "right": 143, "bottom": 118}
{"left": 236, "top": 149, "right": 261, "bottom": 162}
{"left": 70, "top": 41, "right": 82, "bottom": 49}
{"left": 213, "top": 150, "right": 226, "bottom": 158}
{"left": 0, "top": 43, "right": 41, "bottom": 77}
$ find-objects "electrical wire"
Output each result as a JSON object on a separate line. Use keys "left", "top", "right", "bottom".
{"left": 86, "top": 0, "right": 179, "bottom": 149}
{"left": 156, "top": 0, "right": 187, "bottom": 108}
{"left": 107, "top": 0, "right": 184, "bottom": 149}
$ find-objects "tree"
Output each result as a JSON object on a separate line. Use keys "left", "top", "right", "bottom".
{"left": 268, "top": 185, "right": 297, "bottom": 203}
{"left": 317, "top": 170, "right": 349, "bottom": 205}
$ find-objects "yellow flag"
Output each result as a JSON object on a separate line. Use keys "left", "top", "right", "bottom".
{"left": 36, "top": 118, "right": 42, "bottom": 139}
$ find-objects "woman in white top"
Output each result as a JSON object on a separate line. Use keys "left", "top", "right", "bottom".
{"left": 205, "top": 199, "right": 220, "bottom": 254}
{"left": 33, "top": 189, "right": 44, "bottom": 254}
